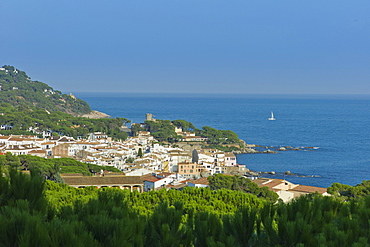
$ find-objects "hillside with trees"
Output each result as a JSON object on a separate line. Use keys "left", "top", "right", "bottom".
{"left": 0, "top": 103, "right": 129, "bottom": 140}
{"left": 0, "top": 65, "right": 91, "bottom": 116}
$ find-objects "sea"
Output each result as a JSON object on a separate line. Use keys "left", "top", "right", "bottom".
{"left": 74, "top": 93, "right": 370, "bottom": 188}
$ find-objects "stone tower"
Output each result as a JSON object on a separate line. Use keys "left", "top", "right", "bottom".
{"left": 146, "top": 113, "right": 153, "bottom": 121}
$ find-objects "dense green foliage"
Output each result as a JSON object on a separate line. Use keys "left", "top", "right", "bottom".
{"left": 144, "top": 120, "right": 181, "bottom": 143}
{"left": 131, "top": 123, "right": 145, "bottom": 136}
{"left": 0, "top": 65, "right": 91, "bottom": 115}
{"left": 143, "top": 119, "right": 243, "bottom": 148}
{"left": 0, "top": 66, "right": 130, "bottom": 140}
{"left": 328, "top": 180, "right": 370, "bottom": 201}
{"left": 2, "top": 169, "right": 370, "bottom": 246}
{"left": 205, "top": 144, "right": 242, "bottom": 152}
{"left": 196, "top": 126, "right": 240, "bottom": 144}
{"left": 171, "top": 119, "right": 196, "bottom": 132}
{"left": 45, "top": 183, "right": 264, "bottom": 215}
{"left": 0, "top": 103, "right": 129, "bottom": 140}
{"left": 208, "top": 174, "right": 279, "bottom": 203}
{"left": 0, "top": 154, "right": 121, "bottom": 182}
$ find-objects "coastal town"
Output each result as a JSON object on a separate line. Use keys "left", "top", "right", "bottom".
{"left": 2, "top": 1, "right": 369, "bottom": 244}
{"left": 0, "top": 113, "right": 328, "bottom": 202}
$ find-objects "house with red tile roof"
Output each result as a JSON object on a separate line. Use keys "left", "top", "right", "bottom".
{"left": 143, "top": 175, "right": 174, "bottom": 192}
{"left": 253, "top": 178, "right": 329, "bottom": 202}
{"left": 288, "top": 185, "right": 329, "bottom": 197}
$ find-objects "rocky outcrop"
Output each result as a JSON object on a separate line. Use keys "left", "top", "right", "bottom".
{"left": 233, "top": 144, "right": 319, "bottom": 155}
{"left": 175, "top": 142, "right": 203, "bottom": 151}
{"left": 80, "top": 110, "right": 111, "bottom": 119}
{"left": 234, "top": 148, "right": 258, "bottom": 154}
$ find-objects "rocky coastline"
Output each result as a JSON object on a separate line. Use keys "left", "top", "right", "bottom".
{"left": 234, "top": 143, "right": 320, "bottom": 179}
{"left": 244, "top": 169, "right": 321, "bottom": 179}
{"left": 234, "top": 144, "right": 319, "bottom": 154}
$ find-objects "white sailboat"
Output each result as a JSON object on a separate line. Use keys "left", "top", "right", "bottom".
{"left": 268, "top": 111, "right": 276, "bottom": 120}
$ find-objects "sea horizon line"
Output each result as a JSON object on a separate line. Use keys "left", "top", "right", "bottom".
{"left": 72, "top": 92, "right": 370, "bottom": 100}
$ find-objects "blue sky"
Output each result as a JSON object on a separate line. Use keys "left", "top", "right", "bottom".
{"left": 1, "top": 0, "right": 369, "bottom": 94}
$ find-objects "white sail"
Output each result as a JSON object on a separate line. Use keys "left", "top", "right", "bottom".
{"left": 268, "top": 111, "right": 276, "bottom": 120}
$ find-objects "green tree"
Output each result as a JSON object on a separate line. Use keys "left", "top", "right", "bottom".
{"left": 145, "top": 120, "right": 180, "bottom": 142}
{"left": 328, "top": 180, "right": 370, "bottom": 201}
{"left": 208, "top": 174, "right": 278, "bottom": 202}
{"left": 138, "top": 148, "right": 143, "bottom": 158}
{"left": 145, "top": 201, "right": 191, "bottom": 247}
{"left": 0, "top": 167, "right": 47, "bottom": 213}
{"left": 172, "top": 119, "right": 196, "bottom": 132}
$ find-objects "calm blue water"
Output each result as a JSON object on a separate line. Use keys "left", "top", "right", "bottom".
{"left": 74, "top": 93, "right": 370, "bottom": 188}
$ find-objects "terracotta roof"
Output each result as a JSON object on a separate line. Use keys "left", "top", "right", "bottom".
{"left": 189, "top": 177, "right": 209, "bottom": 185}
{"left": 289, "top": 185, "right": 327, "bottom": 194}
{"left": 8, "top": 137, "right": 24, "bottom": 141}
{"left": 171, "top": 183, "right": 188, "bottom": 189}
{"left": 157, "top": 172, "right": 174, "bottom": 177}
{"left": 41, "top": 142, "right": 56, "bottom": 145}
{"left": 252, "top": 178, "right": 271, "bottom": 186}
{"left": 143, "top": 176, "right": 161, "bottom": 182}
{"left": 29, "top": 150, "right": 46, "bottom": 154}
{"left": 58, "top": 137, "right": 75, "bottom": 142}
{"left": 179, "top": 179, "right": 191, "bottom": 184}
{"left": 75, "top": 141, "right": 93, "bottom": 145}
{"left": 256, "top": 179, "right": 286, "bottom": 188}
{"left": 225, "top": 153, "right": 236, "bottom": 157}
{"left": 141, "top": 173, "right": 155, "bottom": 180}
